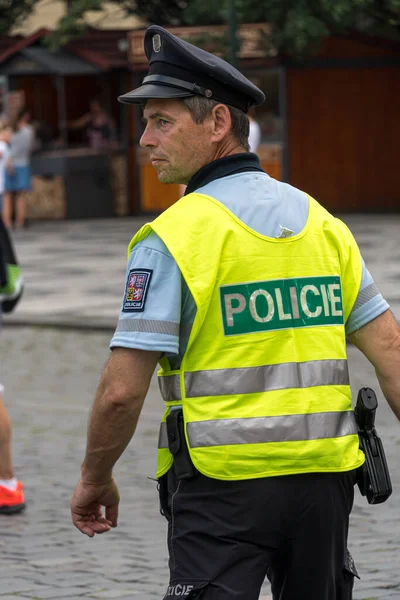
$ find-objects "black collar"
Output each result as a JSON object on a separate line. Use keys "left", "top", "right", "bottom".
{"left": 185, "top": 153, "right": 264, "bottom": 195}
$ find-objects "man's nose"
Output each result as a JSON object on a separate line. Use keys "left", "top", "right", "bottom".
{"left": 140, "top": 125, "right": 156, "bottom": 148}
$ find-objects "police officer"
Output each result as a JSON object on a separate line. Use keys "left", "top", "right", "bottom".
{"left": 70, "top": 25, "right": 400, "bottom": 600}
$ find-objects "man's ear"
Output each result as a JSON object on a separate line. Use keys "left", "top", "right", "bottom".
{"left": 210, "top": 104, "right": 232, "bottom": 142}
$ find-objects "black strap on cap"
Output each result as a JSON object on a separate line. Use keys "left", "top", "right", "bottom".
{"left": 143, "top": 74, "right": 212, "bottom": 98}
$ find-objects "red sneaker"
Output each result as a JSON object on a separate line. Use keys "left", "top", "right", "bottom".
{"left": 0, "top": 481, "right": 25, "bottom": 514}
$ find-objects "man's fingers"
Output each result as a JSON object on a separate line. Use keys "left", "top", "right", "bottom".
{"left": 77, "top": 525, "right": 95, "bottom": 538}
{"left": 96, "top": 515, "right": 113, "bottom": 527}
{"left": 90, "top": 504, "right": 113, "bottom": 526}
{"left": 72, "top": 514, "right": 112, "bottom": 536}
{"left": 105, "top": 503, "right": 119, "bottom": 527}
{"left": 89, "top": 521, "right": 111, "bottom": 534}
{"left": 72, "top": 507, "right": 112, "bottom": 537}
{"left": 72, "top": 517, "right": 96, "bottom": 537}
{"left": 70, "top": 479, "right": 120, "bottom": 534}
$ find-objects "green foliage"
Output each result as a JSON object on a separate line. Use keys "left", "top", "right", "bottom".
{"left": 179, "top": 0, "right": 227, "bottom": 26}
{"left": 233, "top": 0, "right": 400, "bottom": 55}
{"left": 45, "top": 0, "right": 103, "bottom": 50}
{"left": 1, "top": 0, "right": 399, "bottom": 56}
{"left": 122, "top": 0, "right": 191, "bottom": 26}
{"left": 0, "top": 0, "right": 40, "bottom": 35}
{"left": 178, "top": 0, "right": 400, "bottom": 56}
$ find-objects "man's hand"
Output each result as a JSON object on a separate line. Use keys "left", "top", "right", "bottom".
{"left": 71, "top": 478, "right": 120, "bottom": 538}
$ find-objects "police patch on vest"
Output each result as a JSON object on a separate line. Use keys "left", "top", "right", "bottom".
{"left": 123, "top": 269, "right": 152, "bottom": 312}
{"left": 220, "top": 276, "right": 344, "bottom": 335}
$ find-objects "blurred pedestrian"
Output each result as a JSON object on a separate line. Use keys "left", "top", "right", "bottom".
{"left": 71, "top": 25, "right": 400, "bottom": 600}
{"left": 67, "top": 97, "right": 116, "bottom": 150}
{"left": 248, "top": 107, "right": 261, "bottom": 153}
{"left": 0, "top": 216, "right": 25, "bottom": 514}
{"left": 0, "top": 122, "right": 11, "bottom": 215}
{"left": 3, "top": 107, "right": 35, "bottom": 230}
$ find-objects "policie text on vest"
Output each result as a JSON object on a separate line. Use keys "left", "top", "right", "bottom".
{"left": 220, "top": 276, "right": 344, "bottom": 336}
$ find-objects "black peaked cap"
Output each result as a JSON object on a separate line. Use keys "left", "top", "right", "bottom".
{"left": 118, "top": 25, "right": 265, "bottom": 112}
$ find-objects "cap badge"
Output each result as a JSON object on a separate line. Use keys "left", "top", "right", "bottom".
{"left": 152, "top": 34, "right": 162, "bottom": 53}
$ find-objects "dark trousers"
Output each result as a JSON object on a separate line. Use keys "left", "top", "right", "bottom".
{"left": 159, "top": 467, "right": 358, "bottom": 600}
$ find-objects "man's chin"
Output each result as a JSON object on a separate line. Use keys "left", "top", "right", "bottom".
{"left": 157, "top": 173, "right": 180, "bottom": 184}
{"left": 154, "top": 166, "right": 187, "bottom": 185}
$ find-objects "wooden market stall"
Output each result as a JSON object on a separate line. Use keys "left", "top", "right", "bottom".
{"left": 0, "top": 28, "right": 132, "bottom": 219}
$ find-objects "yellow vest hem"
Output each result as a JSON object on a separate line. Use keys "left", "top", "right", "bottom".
{"left": 156, "top": 457, "right": 174, "bottom": 479}
{"left": 191, "top": 456, "right": 365, "bottom": 481}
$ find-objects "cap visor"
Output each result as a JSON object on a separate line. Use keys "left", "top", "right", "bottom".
{"left": 118, "top": 83, "right": 194, "bottom": 105}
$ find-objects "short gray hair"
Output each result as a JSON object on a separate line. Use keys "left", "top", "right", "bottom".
{"left": 182, "top": 96, "right": 250, "bottom": 151}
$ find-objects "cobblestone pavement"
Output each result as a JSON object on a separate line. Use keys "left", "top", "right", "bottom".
{"left": 0, "top": 214, "right": 399, "bottom": 600}
{"left": 0, "top": 329, "right": 399, "bottom": 600}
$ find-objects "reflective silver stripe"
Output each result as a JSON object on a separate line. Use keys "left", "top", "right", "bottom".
{"left": 184, "top": 359, "right": 349, "bottom": 398}
{"left": 353, "top": 282, "right": 380, "bottom": 311}
{"left": 116, "top": 318, "right": 179, "bottom": 336}
{"left": 159, "top": 375, "right": 181, "bottom": 401}
{"left": 158, "top": 422, "right": 168, "bottom": 449}
{"left": 187, "top": 411, "right": 357, "bottom": 448}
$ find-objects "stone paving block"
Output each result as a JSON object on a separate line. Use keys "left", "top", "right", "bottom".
{"left": 21, "top": 587, "right": 89, "bottom": 599}
{"left": 0, "top": 580, "right": 38, "bottom": 594}
{"left": 20, "top": 575, "right": 92, "bottom": 589}
{"left": 88, "top": 590, "right": 142, "bottom": 598}
{"left": 0, "top": 597, "right": 32, "bottom": 600}
{"left": 107, "top": 574, "right": 152, "bottom": 583}
{"left": 354, "top": 592, "right": 399, "bottom": 600}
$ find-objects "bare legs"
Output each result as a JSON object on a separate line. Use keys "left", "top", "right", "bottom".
{"left": 2, "top": 192, "right": 13, "bottom": 229}
{"left": 2, "top": 191, "right": 28, "bottom": 229}
{"left": 15, "top": 191, "right": 27, "bottom": 229}
{"left": 0, "top": 391, "right": 14, "bottom": 480}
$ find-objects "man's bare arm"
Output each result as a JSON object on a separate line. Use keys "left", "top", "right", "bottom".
{"left": 81, "top": 347, "right": 161, "bottom": 484}
{"left": 348, "top": 309, "right": 400, "bottom": 420}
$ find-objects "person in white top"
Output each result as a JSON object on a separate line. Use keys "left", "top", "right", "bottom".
{"left": 248, "top": 108, "right": 261, "bottom": 154}
{"left": 0, "top": 122, "right": 11, "bottom": 213}
{"left": 3, "top": 108, "right": 35, "bottom": 229}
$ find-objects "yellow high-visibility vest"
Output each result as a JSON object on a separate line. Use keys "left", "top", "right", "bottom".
{"left": 129, "top": 192, "right": 365, "bottom": 480}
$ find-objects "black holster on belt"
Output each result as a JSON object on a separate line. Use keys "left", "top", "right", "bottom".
{"left": 166, "top": 408, "right": 198, "bottom": 480}
{"left": 355, "top": 387, "right": 392, "bottom": 504}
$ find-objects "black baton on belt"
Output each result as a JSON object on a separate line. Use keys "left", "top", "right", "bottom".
{"left": 355, "top": 387, "right": 392, "bottom": 504}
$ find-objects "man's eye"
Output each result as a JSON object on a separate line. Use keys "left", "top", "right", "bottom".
{"left": 159, "top": 119, "right": 169, "bottom": 126}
